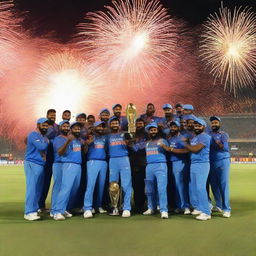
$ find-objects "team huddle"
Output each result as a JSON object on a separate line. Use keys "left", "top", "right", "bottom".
{"left": 24, "top": 103, "right": 231, "bottom": 221}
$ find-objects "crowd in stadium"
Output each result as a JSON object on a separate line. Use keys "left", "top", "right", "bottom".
{"left": 23, "top": 103, "right": 231, "bottom": 221}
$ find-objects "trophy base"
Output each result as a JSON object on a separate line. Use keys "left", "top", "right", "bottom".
{"left": 109, "top": 207, "right": 119, "bottom": 216}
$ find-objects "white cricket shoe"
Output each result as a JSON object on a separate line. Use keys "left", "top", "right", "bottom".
{"left": 161, "top": 211, "right": 169, "bottom": 219}
{"left": 184, "top": 208, "right": 191, "bottom": 215}
{"left": 196, "top": 213, "right": 211, "bottom": 221}
{"left": 212, "top": 206, "right": 222, "bottom": 213}
{"left": 122, "top": 210, "right": 131, "bottom": 218}
{"left": 24, "top": 212, "right": 40, "bottom": 221}
{"left": 53, "top": 213, "right": 65, "bottom": 221}
{"left": 191, "top": 209, "right": 202, "bottom": 215}
{"left": 50, "top": 212, "right": 53, "bottom": 218}
{"left": 83, "top": 210, "right": 93, "bottom": 219}
{"left": 98, "top": 207, "right": 107, "bottom": 213}
{"left": 92, "top": 208, "right": 96, "bottom": 214}
{"left": 64, "top": 211, "right": 73, "bottom": 218}
{"left": 143, "top": 209, "right": 154, "bottom": 215}
{"left": 223, "top": 211, "right": 231, "bottom": 218}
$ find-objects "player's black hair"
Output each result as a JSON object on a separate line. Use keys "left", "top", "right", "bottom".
{"left": 136, "top": 118, "right": 145, "bottom": 124}
{"left": 62, "top": 110, "right": 71, "bottom": 114}
{"left": 113, "top": 104, "right": 122, "bottom": 109}
{"left": 147, "top": 103, "right": 155, "bottom": 108}
{"left": 175, "top": 103, "right": 183, "bottom": 108}
{"left": 87, "top": 115, "right": 95, "bottom": 120}
{"left": 47, "top": 109, "right": 56, "bottom": 115}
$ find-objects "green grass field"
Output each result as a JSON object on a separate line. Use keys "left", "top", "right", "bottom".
{"left": 0, "top": 164, "right": 256, "bottom": 256}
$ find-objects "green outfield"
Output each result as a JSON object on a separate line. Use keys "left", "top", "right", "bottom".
{"left": 0, "top": 164, "right": 255, "bottom": 256}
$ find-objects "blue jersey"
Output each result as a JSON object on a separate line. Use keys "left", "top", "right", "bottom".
{"left": 108, "top": 133, "right": 128, "bottom": 158}
{"left": 181, "top": 130, "right": 194, "bottom": 141}
{"left": 190, "top": 132, "right": 211, "bottom": 163}
{"left": 209, "top": 131, "right": 230, "bottom": 161}
{"left": 25, "top": 131, "right": 49, "bottom": 166}
{"left": 168, "top": 134, "right": 188, "bottom": 161}
{"left": 46, "top": 123, "right": 59, "bottom": 140}
{"left": 53, "top": 135, "right": 67, "bottom": 163}
{"left": 87, "top": 135, "right": 107, "bottom": 161}
{"left": 120, "top": 116, "right": 128, "bottom": 131}
{"left": 140, "top": 114, "right": 161, "bottom": 124}
{"left": 146, "top": 138, "right": 168, "bottom": 164}
{"left": 61, "top": 139, "right": 82, "bottom": 164}
{"left": 159, "top": 116, "right": 181, "bottom": 129}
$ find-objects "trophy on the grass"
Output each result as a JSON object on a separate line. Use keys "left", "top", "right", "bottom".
{"left": 125, "top": 103, "right": 137, "bottom": 139}
{"left": 109, "top": 181, "right": 121, "bottom": 216}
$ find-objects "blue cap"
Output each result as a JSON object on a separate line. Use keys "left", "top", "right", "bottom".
{"left": 59, "top": 120, "right": 69, "bottom": 126}
{"left": 109, "top": 116, "right": 120, "bottom": 124}
{"left": 210, "top": 116, "right": 221, "bottom": 122}
{"left": 183, "top": 114, "right": 197, "bottom": 121}
{"left": 99, "top": 108, "right": 110, "bottom": 115}
{"left": 76, "top": 113, "right": 86, "bottom": 119}
{"left": 195, "top": 118, "right": 207, "bottom": 127}
{"left": 162, "top": 104, "right": 172, "bottom": 110}
{"left": 145, "top": 122, "right": 158, "bottom": 132}
{"left": 112, "top": 104, "right": 122, "bottom": 109}
{"left": 183, "top": 104, "right": 194, "bottom": 110}
{"left": 169, "top": 120, "right": 180, "bottom": 127}
{"left": 94, "top": 121, "right": 105, "bottom": 127}
{"left": 70, "top": 121, "right": 82, "bottom": 128}
{"left": 37, "top": 117, "right": 49, "bottom": 124}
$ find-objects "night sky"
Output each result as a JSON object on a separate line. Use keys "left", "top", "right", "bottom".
{"left": 13, "top": 0, "right": 256, "bottom": 42}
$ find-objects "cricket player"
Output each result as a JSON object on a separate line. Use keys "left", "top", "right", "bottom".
{"left": 112, "top": 104, "right": 128, "bottom": 131}
{"left": 83, "top": 121, "right": 108, "bottom": 218}
{"left": 108, "top": 116, "right": 132, "bottom": 217}
{"left": 39, "top": 109, "right": 59, "bottom": 212}
{"left": 183, "top": 104, "right": 194, "bottom": 115}
{"left": 208, "top": 116, "right": 231, "bottom": 218}
{"left": 143, "top": 122, "right": 169, "bottom": 219}
{"left": 140, "top": 103, "right": 161, "bottom": 125}
{"left": 62, "top": 110, "right": 71, "bottom": 121}
{"left": 24, "top": 118, "right": 49, "bottom": 221}
{"left": 53, "top": 122, "right": 84, "bottom": 220}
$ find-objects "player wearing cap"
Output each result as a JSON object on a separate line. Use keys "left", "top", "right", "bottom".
{"left": 143, "top": 122, "right": 169, "bottom": 219}
{"left": 39, "top": 109, "right": 59, "bottom": 212}
{"left": 182, "top": 114, "right": 197, "bottom": 141}
{"left": 112, "top": 104, "right": 128, "bottom": 131}
{"left": 53, "top": 122, "right": 85, "bottom": 221}
{"left": 183, "top": 104, "right": 194, "bottom": 115}
{"left": 76, "top": 113, "right": 87, "bottom": 139}
{"left": 208, "top": 116, "right": 231, "bottom": 218}
{"left": 159, "top": 104, "right": 180, "bottom": 131}
{"left": 83, "top": 121, "right": 108, "bottom": 218}
{"left": 108, "top": 116, "right": 132, "bottom": 217}
{"left": 140, "top": 103, "right": 161, "bottom": 125}
{"left": 50, "top": 120, "right": 72, "bottom": 218}
{"left": 174, "top": 103, "right": 183, "bottom": 119}
{"left": 183, "top": 118, "right": 211, "bottom": 220}
{"left": 24, "top": 118, "right": 49, "bottom": 221}
{"left": 161, "top": 121, "right": 190, "bottom": 214}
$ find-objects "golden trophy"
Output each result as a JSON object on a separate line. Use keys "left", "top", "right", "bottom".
{"left": 109, "top": 181, "right": 121, "bottom": 216}
{"left": 125, "top": 103, "right": 137, "bottom": 138}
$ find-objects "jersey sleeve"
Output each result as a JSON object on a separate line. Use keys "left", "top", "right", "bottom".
{"left": 197, "top": 134, "right": 209, "bottom": 147}
{"left": 29, "top": 132, "right": 49, "bottom": 151}
{"left": 221, "top": 132, "right": 229, "bottom": 152}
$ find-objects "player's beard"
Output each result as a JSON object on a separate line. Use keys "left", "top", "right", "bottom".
{"left": 170, "top": 129, "right": 178, "bottom": 136}
{"left": 165, "top": 113, "right": 173, "bottom": 118}
{"left": 48, "top": 119, "right": 54, "bottom": 125}
{"left": 61, "top": 130, "right": 69, "bottom": 136}
{"left": 187, "top": 125, "right": 194, "bottom": 131}
{"left": 72, "top": 132, "right": 80, "bottom": 138}
{"left": 114, "top": 112, "right": 121, "bottom": 118}
{"left": 110, "top": 127, "right": 119, "bottom": 133}
{"left": 39, "top": 128, "right": 47, "bottom": 135}
{"left": 136, "top": 127, "right": 144, "bottom": 135}
{"left": 95, "top": 129, "right": 103, "bottom": 135}
{"left": 211, "top": 125, "right": 220, "bottom": 132}
{"left": 194, "top": 129, "right": 203, "bottom": 135}
{"left": 149, "top": 133, "right": 157, "bottom": 139}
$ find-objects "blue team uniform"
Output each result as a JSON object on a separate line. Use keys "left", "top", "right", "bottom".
{"left": 190, "top": 132, "right": 211, "bottom": 215}
{"left": 140, "top": 114, "right": 161, "bottom": 125}
{"left": 209, "top": 131, "right": 231, "bottom": 212}
{"left": 168, "top": 134, "right": 190, "bottom": 210}
{"left": 145, "top": 138, "right": 168, "bottom": 212}
{"left": 83, "top": 135, "right": 108, "bottom": 211}
{"left": 54, "top": 139, "right": 82, "bottom": 214}
{"left": 108, "top": 133, "right": 132, "bottom": 211}
{"left": 24, "top": 131, "right": 49, "bottom": 214}
{"left": 50, "top": 135, "right": 67, "bottom": 215}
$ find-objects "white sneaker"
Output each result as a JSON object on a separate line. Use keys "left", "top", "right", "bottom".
{"left": 184, "top": 208, "right": 191, "bottom": 215}
{"left": 50, "top": 212, "right": 53, "bottom": 218}
{"left": 143, "top": 209, "right": 154, "bottom": 215}
{"left": 191, "top": 209, "right": 202, "bottom": 215}
{"left": 64, "top": 211, "right": 73, "bottom": 218}
{"left": 24, "top": 213, "right": 40, "bottom": 221}
{"left": 212, "top": 206, "right": 222, "bottom": 213}
{"left": 92, "top": 208, "right": 96, "bottom": 214}
{"left": 53, "top": 213, "right": 65, "bottom": 221}
{"left": 161, "top": 211, "right": 169, "bottom": 219}
{"left": 83, "top": 210, "right": 93, "bottom": 219}
{"left": 223, "top": 211, "right": 231, "bottom": 218}
{"left": 122, "top": 210, "right": 131, "bottom": 218}
{"left": 98, "top": 207, "right": 107, "bottom": 213}
{"left": 196, "top": 213, "right": 211, "bottom": 221}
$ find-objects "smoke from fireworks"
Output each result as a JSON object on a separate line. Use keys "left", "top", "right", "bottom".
{"left": 77, "top": 0, "right": 178, "bottom": 88}
{"left": 200, "top": 5, "right": 256, "bottom": 94}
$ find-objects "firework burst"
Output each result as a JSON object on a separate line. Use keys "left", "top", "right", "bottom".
{"left": 77, "top": 0, "right": 178, "bottom": 88}
{"left": 200, "top": 5, "right": 256, "bottom": 94}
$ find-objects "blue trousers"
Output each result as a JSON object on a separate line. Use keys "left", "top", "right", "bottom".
{"left": 84, "top": 160, "right": 107, "bottom": 210}
{"left": 190, "top": 162, "right": 210, "bottom": 215}
{"left": 54, "top": 163, "right": 81, "bottom": 214}
{"left": 50, "top": 163, "right": 63, "bottom": 214}
{"left": 109, "top": 156, "right": 132, "bottom": 211}
{"left": 172, "top": 160, "right": 190, "bottom": 209}
{"left": 145, "top": 163, "right": 168, "bottom": 212}
{"left": 209, "top": 158, "right": 231, "bottom": 212}
{"left": 24, "top": 161, "right": 44, "bottom": 214}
